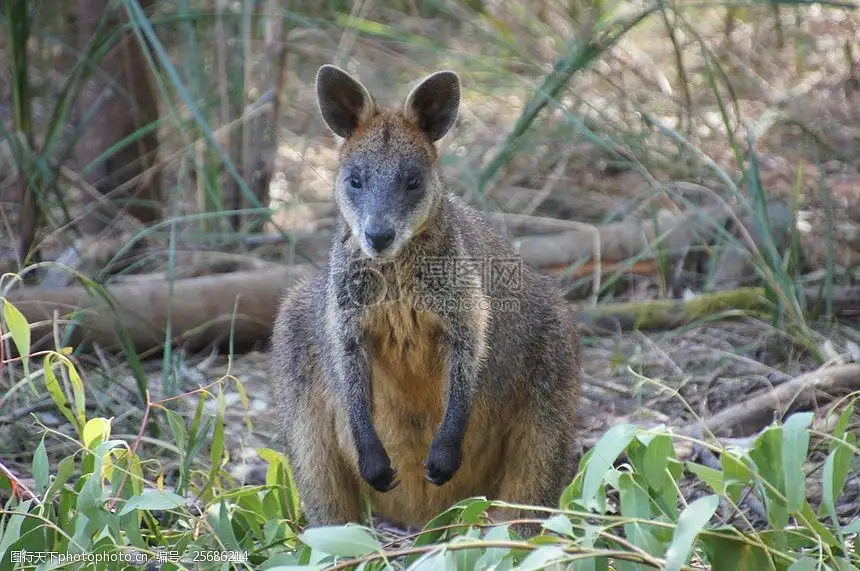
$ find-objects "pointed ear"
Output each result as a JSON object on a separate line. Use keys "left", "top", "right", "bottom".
{"left": 315, "top": 65, "right": 375, "bottom": 138}
{"left": 403, "top": 70, "right": 460, "bottom": 142}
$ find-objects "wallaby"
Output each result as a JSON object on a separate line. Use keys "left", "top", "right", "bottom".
{"left": 271, "top": 65, "right": 582, "bottom": 533}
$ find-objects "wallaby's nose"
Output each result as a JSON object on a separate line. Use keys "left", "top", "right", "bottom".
{"left": 364, "top": 224, "right": 396, "bottom": 252}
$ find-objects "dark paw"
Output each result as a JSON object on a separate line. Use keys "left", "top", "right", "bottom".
{"left": 359, "top": 451, "right": 399, "bottom": 493}
{"left": 424, "top": 441, "right": 462, "bottom": 486}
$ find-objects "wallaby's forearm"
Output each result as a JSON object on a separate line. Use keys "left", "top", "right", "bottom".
{"left": 337, "top": 331, "right": 400, "bottom": 493}
{"left": 425, "top": 331, "right": 479, "bottom": 485}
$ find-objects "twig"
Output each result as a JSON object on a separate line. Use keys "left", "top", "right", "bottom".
{"left": 0, "top": 398, "right": 97, "bottom": 424}
{"left": 105, "top": 388, "right": 151, "bottom": 512}
{"left": 0, "top": 459, "right": 41, "bottom": 505}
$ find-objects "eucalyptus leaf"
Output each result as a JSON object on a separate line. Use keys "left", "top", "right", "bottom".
{"left": 581, "top": 424, "right": 637, "bottom": 511}
{"left": 665, "top": 495, "right": 719, "bottom": 571}
{"left": 299, "top": 525, "right": 381, "bottom": 557}
{"left": 118, "top": 490, "right": 187, "bottom": 516}
{"left": 781, "top": 412, "right": 813, "bottom": 513}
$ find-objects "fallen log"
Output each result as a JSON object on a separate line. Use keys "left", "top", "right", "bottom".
{"left": 574, "top": 288, "right": 772, "bottom": 332}
{"left": 575, "top": 286, "right": 860, "bottom": 333}
{"left": 261, "top": 204, "right": 741, "bottom": 272}
{"left": 5, "top": 265, "right": 313, "bottom": 354}
{"left": 682, "top": 363, "right": 860, "bottom": 437}
{"left": 7, "top": 269, "right": 860, "bottom": 356}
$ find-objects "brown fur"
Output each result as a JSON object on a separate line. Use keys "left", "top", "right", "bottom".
{"left": 271, "top": 66, "right": 581, "bottom": 533}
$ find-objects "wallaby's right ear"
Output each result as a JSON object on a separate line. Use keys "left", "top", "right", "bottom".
{"left": 403, "top": 70, "right": 460, "bottom": 142}
{"left": 315, "top": 65, "right": 375, "bottom": 138}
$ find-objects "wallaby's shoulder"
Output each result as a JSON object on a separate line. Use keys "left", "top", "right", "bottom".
{"left": 441, "top": 194, "right": 522, "bottom": 261}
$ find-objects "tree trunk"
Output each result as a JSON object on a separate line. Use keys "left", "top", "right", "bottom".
{"left": 71, "top": 0, "right": 162, "bottom": 236}
{"left": 246, "top": 0, "right": 289, "bottom": 234}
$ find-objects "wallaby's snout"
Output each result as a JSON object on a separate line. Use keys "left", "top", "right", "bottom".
{"left": 364, "top": 219, "right": 396, "bottom": 254}
{"left": 314, "top": 64, "right": 461, "bottom": 260}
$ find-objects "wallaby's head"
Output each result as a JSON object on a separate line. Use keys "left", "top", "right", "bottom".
{"left": 315, "top": 65, "right": 460, "bottom": 259}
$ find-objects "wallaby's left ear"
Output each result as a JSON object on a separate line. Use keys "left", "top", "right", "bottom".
{"left": 316, "top": 64, "right": 375, "bottom": 138}
{"left": 403, "top": 70, "right": 460, "bottom": 142}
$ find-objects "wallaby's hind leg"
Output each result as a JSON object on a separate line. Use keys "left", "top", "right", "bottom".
{"left": 492, "top": 399, "right": 579, "bottom": 537}
{"left": 279, "top": 388, "right": 362, "bottom": 526}
{"left": 288, "top": 413, "right": 362, "bottom": 525}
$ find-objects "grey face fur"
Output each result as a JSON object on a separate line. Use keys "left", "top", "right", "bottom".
{"left": 315, "top": 65, "right": 461, "bottom": 259}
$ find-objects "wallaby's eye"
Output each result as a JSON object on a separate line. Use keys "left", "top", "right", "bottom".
{"left": 405, "top": 174, "right": 422, "bottom": 190}
{"left": 348, "top": 175, "right": 362, "bottom": 190}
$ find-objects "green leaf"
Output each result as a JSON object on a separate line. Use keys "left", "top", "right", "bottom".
{"left": 781, "top": 412, "right": 812, "bottom": 513}
{"left": 618, "top": 473, "right": 662, "bottom": 571}
{"left": 258, "top": 447, "right": 285, "bottom": 465}
{"left": 559, "top": 466, "right": 585, "bottom": 510}
{"left": 665, "top": 495, "right": 719, "bottom": 571}
{"left": 64, "top": 359, "right": 87, "bottom": 433}
{"left": 750, "top": 427, "right": 788, "bottom": 530}
{"left": 573, "top": 556, "right": 610, "bottom": 571}
{"left": 459, "top": 498, "right": 491, "bottom": 525}
{"left": 831, "top": 401, "right": 854, "bottom": 445}
{"left": 299, "top": 525, "right": 381, "bottom": 557}
{"left": 476, "top": 524, "right": 512, "bottom": 569}
{"left": 118, "top": 489, "right": 186, "bottom": 516}
{"left": 32, "top": 437, "right": 49, "bottom": 495}
{"left": 827, "top": 433, "right": 854, "bottom": 514}
{"left": 409, "top": 502, "right": 464, "bottom": 564}
{"left": 410, "top": 550, "right": 456, "bottom": 571}
{"left": 519, "top": 545, "right": 567, "bottom": 570}
{"left": 165, "top": 408, "right": 188, "bottom": 455}
{"left": 799, "top": 500, "right": 841, "bottom": 548}
{"left": 657, "top": 459, "right": 684, "bottom": 520}
{"left": 282, "top": 460, "right": 301, "bottom": 521}
{"left": 3, "top": 299, "right": 30, "bottom": 361}
{"left": 43, "top": 455, "right": 74, "bottom": 505}
{"left": 699, "top": 530, "right": 774, "bottom": 571}
{"left": 44, "top": 355, "right": 78, "bottom": 431}
{"left": 571, "top": 523, "right": 609, "bottom": 571}
{"left": 260, "top": 446, "right": 291, "bottom": 516}
{"left": 721, "top": 450, "right": 753, "bottom": 485}
{"left": 0, "top": 500, "right": 32, "bottom": 562}
{"left": 186, "top": 414, "right": 214, "bottom": 467}
{"left": 82, "top": 417, "right": 112, "bottom": 449}
{"left": 643, "top": 433, "right": 674, "bottom": 490}
{"left": 581, "top": 423, "right": 637, "bottom": 511}
{"left": 210, "top": 397, "right": 225, "bottom": 465}
{"left": 787, "top": 557, "right": 823, "bottom": 571}
{"left": 187, "top": 392, "right": 208, "bottom": 449}
{"left": 260, "top": 552, "right": 303, "bottom": 569}
{"left": 453, "top": 528, "right": 483, "bottom": 569}
{"left": 213, "top": 499, "right": 241, "bottom": 551}
{"left": 686, "top": 462, "right": 725, "bottom": 495}
{"left": 844, "top": 517, "right": 860, "bottom": 534}
{"left": 822, "top": 443, "right": 851, "bottom": 542}
{"left": 832, "top": 558, "right": 859, "bottom": 571}
{"left": 76, "top": 471, "right": 106, "bottom": 516}
{"left": 542, "top": 514, "right": 574, "bottom": 537}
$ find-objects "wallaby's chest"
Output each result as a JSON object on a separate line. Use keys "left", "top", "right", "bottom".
{"left": 362, "top": 299, "right": 446, "bottom": 448}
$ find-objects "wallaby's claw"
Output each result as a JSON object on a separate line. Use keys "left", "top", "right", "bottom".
{"left": 360, "top": 453, "right": 399, "bottom": 492}
{"left": 366, "top": 466, "right": 399, "bottom": 492}
{"left": 424, "top": 442, "right": 462, "bottom": 486}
